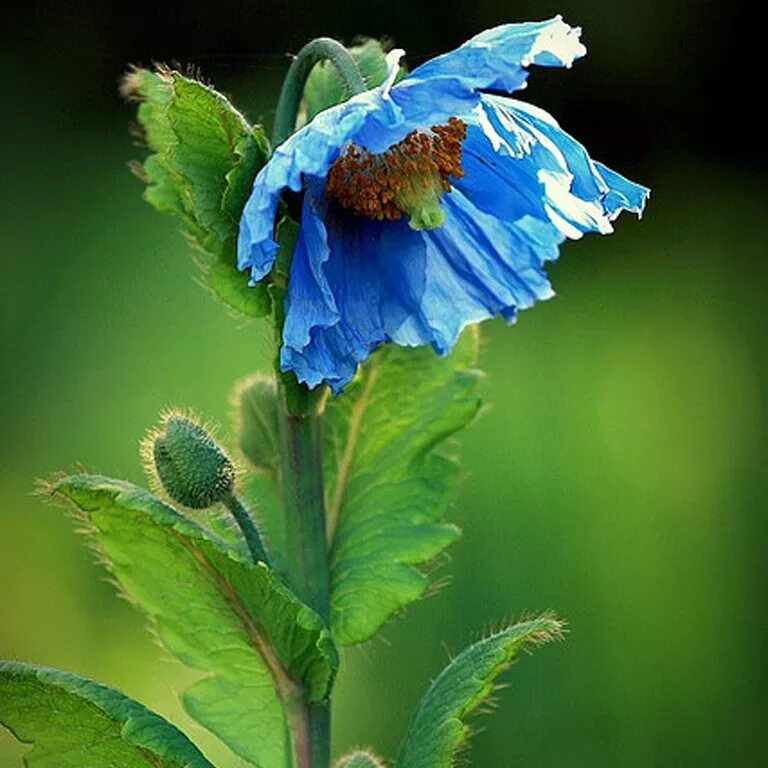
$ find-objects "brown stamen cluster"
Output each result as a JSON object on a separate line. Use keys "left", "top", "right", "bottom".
{"left": 325, "top": 117, "right": 467, "bottom": 221}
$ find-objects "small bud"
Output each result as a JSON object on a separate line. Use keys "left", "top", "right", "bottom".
{"left": 144, "top": 411, "right": 236, "bottom": 509}
{"left": 334, "top": 751, "right": 386, "bottom": 768}
{"left": 232, "top": 373, "right": 280, "bottom": 471}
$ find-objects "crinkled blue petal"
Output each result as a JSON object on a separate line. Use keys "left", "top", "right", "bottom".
{"left": 593, "top": 162, "right": 651, "bottom": 217}
{"left": 281, "top": 193, "right": 339, "bottom": 352}
{"left": 280, "top": 182, "right": 431, "bottom": 392}
{"left": 469, "top": 95, "right": 649, "bottom": 239}
{"left": 237, "top": 96, "right": 378, "bottom": 283}
{"left": 403, "top": 189, "right": 559, "bottom": 354}
{"left": 280, "top": 181, "right": 566, "bottom": 391}
{"left": 407, "top": 16, "right": 586, "bottom": 93}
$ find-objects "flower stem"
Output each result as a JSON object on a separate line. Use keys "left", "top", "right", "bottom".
{"left": 277, "top": 372, "right": 331, "bottom": 768}
{"left": 277, "top": 384, "right": 329, "bottom": 617}
{"left": 223, "top": 495, "right": 269, "bottom": 564}
{"left": 272, "top": 37, "right": 367, "bottom": 147}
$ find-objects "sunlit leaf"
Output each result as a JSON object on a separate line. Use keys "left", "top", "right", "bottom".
{"left": 0, "top": 661, "right": 213, "bottom": 768}
{"left": 324, "top": 328, "right": 482, "bottom": 645}
{"left": 50, "top": 475, "right": 338, "bottom": 768}
{"left": 122, "top": 66, "right": 270, "bottom": 316}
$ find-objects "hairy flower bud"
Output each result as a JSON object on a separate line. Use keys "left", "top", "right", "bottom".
{"left": 144, "top": 411, "right": 236, "bottom": 509}
{"left": 334, "top": 751, "right": 386, "bottom": 768}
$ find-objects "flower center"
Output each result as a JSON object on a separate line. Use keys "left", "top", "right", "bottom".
{"left": 325, "top": 117, "right": 467, "bottom": 230}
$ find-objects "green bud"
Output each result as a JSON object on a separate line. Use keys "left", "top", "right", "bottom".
{"left": 144, "top": 411, "right": 236, "bottom": 509}
{"left": 233, "top": 373, "right": 280, "bottom": 471}
{"left": 334, "top": 751, "right": 386, "bottom": 768}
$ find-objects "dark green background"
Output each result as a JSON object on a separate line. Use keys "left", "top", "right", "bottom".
{"left": 1, "top": 1, "right": 764, "bottom": 765}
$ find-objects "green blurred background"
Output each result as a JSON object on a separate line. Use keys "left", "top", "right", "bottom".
{"left": 1, "top": 0, "right": 765, "bottom": 765}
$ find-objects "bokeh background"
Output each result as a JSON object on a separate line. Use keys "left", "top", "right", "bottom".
{"left": 1, "top": 0, "right": 764, "bottom": 765}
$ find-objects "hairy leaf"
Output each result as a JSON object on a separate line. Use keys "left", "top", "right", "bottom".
{"left": 324, "top": 328, "right": 482, "bottom": 645}
{"left": 397, "top": 616, "right": 565, "bottom": 768}
{"left": 122, "top": 66, "right": 270, "bottom": 316}
{"left": 0, "top": 661, "right": 213, "bottom": 768}
{"left": 50, "top": 475, "right": 338, "bottom": 768}
{"left": 335, "top": 750, "right": 386, "bottom": 768}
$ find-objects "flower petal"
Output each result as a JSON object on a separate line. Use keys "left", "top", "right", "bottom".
{"left": 237, "top": 97, "right": 378, "bottom": 282}
{"left": 281, "top": 193, "right": 339, "bottom": 352}
{"left": 280, "top": 183, "right": 564, "bottom": 391}
{"left": 280, "top": 186, "right": 432, "bottom": 392}
{"left": 593, "top": 162, "right": 651, "bottom": 218}
{"left": 402, "top": 189, "right": 559, "bottom": 354}
{"left": 468, "top": 95, "right": 649, "bottom": 239}
{"left": 406, "top": 16, "right": 586, "bottom": 93}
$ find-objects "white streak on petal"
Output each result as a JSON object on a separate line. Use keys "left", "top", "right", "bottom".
{"left": 523, "top": 15, "right": 587, "bottom": 68}
{"left": 475, "top": 102, "right": 534, "bottom": 157}
{"left": 539, "top": 170, "right": 614, "bottom": 237}
{"left": 382, "top": 48, "right": 406, "bottom": 96}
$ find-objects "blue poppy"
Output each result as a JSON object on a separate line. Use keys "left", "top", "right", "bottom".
{"left": 238, "top": 16, "right": 649, "bottom": 392}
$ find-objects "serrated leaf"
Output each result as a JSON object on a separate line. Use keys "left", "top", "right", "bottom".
{"left": 50, "top": 475, "right": 338, "bottom": 768}
{"left": 0, "top": 660, "right": 213, "bottom": 768}
{"left": 300, "top": 39, "right": 391, "bottom": 124}
{"left": 324, "top": 328, "right": 482, "bottom": 646}
{"left": 206, "top": 262, "right": 270, "bottom": 316}
{"left": 397, "top": 616, "right": 565, "bottom": 768}
{"left": 123, "top": 67, "right": 270, "bottom": 316}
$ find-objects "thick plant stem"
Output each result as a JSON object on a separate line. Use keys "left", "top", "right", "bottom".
{"left": 277, "top": 387, "right": 329, "bottom": 617}
{"left": 272, "top": 37, "right": 366, "bottom": 147}
{"left": 270, "top": 40, "right": 352, "bottom": 764}
{"left": 277, "top": 373, "right": 331, "bottom": 768}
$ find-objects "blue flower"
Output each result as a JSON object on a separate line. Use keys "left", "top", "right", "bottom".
{"left": 238, "top": 16, "right": 649, "bottom": 393}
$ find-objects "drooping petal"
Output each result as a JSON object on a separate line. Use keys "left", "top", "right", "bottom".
{"left": 280, "top": 185, "right": 433, "bottom": 392}
{"left": 280, "top": 181, "right": 565, "bottom": 391}
{"left": 406, "top": 16, "right": 586, "bottom": 94}
{"left": 281, "top": 193, "right": 339, "bottom": 353}
{"left": 237, "top": 97, "right": 378, "bottom": 282}
{"left": 400, "top": 189, "right": 559, "bottom": 354}
{"left": 593, "top": 162, "right": 651, "bottom": 217}
{"left": 467, "top": 95, "right": 649, "bottom": 240}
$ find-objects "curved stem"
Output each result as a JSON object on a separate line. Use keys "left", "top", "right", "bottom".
{"left": 272, "top": 37, "right": 367, "bottom": 147}
{"left": 224, "top": 495, "right": 269, "bottom": 564}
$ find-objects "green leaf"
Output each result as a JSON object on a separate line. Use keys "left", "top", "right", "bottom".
{"left": 397, "top": 616, "right": 565, "bottom": 768}
{"left": 324, "top": 328, "right": 483, "bottom": 646}
{"left": 123, "top": 66, "right": 270, "bottom": 316}
{"left": 206, "top": 262, "right": 270, "bottom": 317}
{"left": 300, "top": 39, "right": 391, "bottom": 124}
{"left": 49, "top": 475, "right": 338, "bottom": 768}
{"left": 0, "top": 660, "right": 213, "bottom": 768}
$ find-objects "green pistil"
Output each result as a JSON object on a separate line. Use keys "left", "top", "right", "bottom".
{"left": 395, "top": 173, "right": 447, "bottom": 231}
